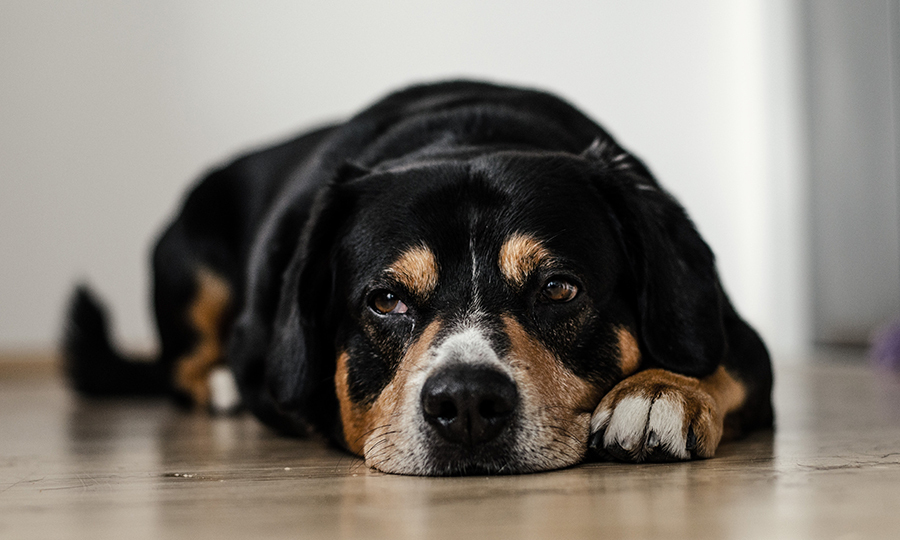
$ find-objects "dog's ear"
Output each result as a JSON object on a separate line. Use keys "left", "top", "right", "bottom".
{"left": 262, "top": 184, "right": 352, "bottom": 429}
{"left": 228, "top": 177, "right": 355, "bottom": 436}
{"left": 594, "top": 167, "right": 726, "bottom": 378}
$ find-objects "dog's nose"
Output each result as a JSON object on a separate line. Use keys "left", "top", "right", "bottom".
{"left": 421, "top": 365, "right": 518, "bottom": 446}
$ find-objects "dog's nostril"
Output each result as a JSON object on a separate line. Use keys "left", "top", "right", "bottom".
{"left": 424, "top": 395, "right": 458, "bottom": 421}
{"left": 421, "top": 365, "right": 518, "bottom": 446}
{"left": 478, "top": 396, "right": 513, "bottom": 419}
{"left": 438, "top": 400, "right": 457, "bottom": 420}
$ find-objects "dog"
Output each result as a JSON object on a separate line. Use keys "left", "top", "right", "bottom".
{"left": 64, "top": 80, "right": 773, "bottom": 476}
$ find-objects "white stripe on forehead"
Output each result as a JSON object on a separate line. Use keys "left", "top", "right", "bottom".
{"left": 468, "top": 221, "right": 481, "bottom": 308}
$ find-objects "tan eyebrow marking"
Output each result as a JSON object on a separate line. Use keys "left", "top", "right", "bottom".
{"left": 498, "top": 233, "right": 553, "bottom": 287}
{"left": 387, "top": 244, "right": 439, "bottom": 298}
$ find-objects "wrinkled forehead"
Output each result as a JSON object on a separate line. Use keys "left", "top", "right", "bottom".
{"left": 339, "top": 157, "right": 621, "bottom": 296}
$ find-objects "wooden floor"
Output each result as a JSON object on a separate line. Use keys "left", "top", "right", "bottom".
{"left": 2, "top": 351, "right": 900, "bottom": 540}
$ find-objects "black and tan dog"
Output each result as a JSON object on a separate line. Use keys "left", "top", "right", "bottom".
{"left": 65, "top": 81, "right": 773, "bottom": 475}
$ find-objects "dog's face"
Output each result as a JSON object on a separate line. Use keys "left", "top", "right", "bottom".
{"left": 226, "top": 87, "right": 738, "bottom": 476}
{"left": 319, "top": 152, "right": 644, "bottom": 475}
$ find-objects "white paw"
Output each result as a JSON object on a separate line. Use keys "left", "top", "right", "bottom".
{"left": 209, "top": 366, "right": 242, "bottom": 414}
{"left": 588, "top": 369, "right": 723, "bottom": 462}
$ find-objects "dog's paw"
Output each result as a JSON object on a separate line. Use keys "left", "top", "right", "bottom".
{"left": 208, "top": 366, "right": 242, "bottom": 415}
{"left": 588, "top": 369, "right": 723, "bottom": 462}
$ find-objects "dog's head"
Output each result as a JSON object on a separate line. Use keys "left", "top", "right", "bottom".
{"left": 234, "top": 145, "right": 724, "bottom": 475}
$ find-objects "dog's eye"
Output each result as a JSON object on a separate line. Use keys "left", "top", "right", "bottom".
{"left": 541, "top": 279, "right": 578, "bottom": 303}
{"left": 369, "top": 290, "right": 409, "bottom": 315}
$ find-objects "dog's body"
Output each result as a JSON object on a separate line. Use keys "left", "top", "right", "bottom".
{"left": 65, "top": 81, "right": 773, "bottom": 475}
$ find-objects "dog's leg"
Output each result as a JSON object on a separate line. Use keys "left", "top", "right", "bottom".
{"left": 151, "top": 212, "right": 241, "bottom": 413}
{"left": 169, "top": 266, "right": 239, "bottom": 412}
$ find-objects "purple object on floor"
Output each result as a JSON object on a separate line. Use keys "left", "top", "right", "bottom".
{"left": 870, "top": 320, "right": 900, "bottom": 372}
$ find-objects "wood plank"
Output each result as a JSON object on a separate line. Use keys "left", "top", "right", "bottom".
{"left": 1, "top": 355, "right": 898, "bottom": 539}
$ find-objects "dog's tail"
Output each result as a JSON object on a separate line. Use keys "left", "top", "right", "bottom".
{"left": 63, "top": 286, "right": 169, "bottom": 396}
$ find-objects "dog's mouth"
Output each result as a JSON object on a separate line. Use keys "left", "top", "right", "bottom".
{"left": 355, "top": 362, "right": 595, "bottom": 476}
{"left": 365, "top": 414, "right": 592, "bottom": 476}
{"left": 415, "top": 447, "right": 524, "bottom": 476}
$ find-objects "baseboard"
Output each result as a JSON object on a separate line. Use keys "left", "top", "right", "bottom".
{"left": 0, "top": 349, "right": 59, "bottom": 378}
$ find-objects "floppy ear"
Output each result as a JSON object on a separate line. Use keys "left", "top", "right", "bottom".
{"left": 594, "top": 167, "right": 726, "bottom": 378}
{"left": 262, "top": 184, "right": 353, "bottom": 433}
{"left": 228, "top": 170, "right": 358, "bottom": 436}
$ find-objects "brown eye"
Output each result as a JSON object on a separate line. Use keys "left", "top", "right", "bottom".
{"left": 541, "top": 279, "right": 578, "bottom": 303}
{"left": 370, "top": 291, "right": 409, "bottom": 315}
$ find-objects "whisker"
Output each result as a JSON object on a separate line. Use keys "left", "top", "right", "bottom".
{"left": 546, "top": 438, "right": 581, "bottom": 456}
{"left": 364, "top": 438, "right": 390, "bottom": 454}
{"left": 548, "top": 424, "right": 583, "bottom": 445}
{"left": 363, "top": 432, "right": 401, "bottom": 454}
{"left": 353, "top": 423, "right": 394, "bottom": 444}
{"left": 370, "top": 450, "right": 398, "bottom": 470}
{"left": 495, "top": 457, "right": 515, "bottom": 474}
{"left": 364, "top": 440, "right": 397, "bottom": 459}
{"left": 348, "top": 456, "right": 369, "bottom": 473}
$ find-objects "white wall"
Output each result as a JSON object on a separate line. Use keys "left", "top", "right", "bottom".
{"left": 0, "top": 0, "right": 808, "bottom": 359}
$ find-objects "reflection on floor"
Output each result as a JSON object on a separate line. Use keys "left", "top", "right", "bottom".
{"left": 2, "top": 351, "right": 899, "bottom": 540}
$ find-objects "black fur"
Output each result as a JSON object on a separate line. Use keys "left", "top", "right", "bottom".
{"left": 63, "top": 80, "right": 773, "bottom": 456}
{"left": 64, "top": 286, "right": 167, "bottom": 395}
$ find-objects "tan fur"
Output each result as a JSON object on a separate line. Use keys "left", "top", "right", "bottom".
{"left": 498, "top": 233, "right": 553, "bottom": 287}
{"left": 387, "top": 245, "right": 439, "bottom": 298}
{"left": 173, "top": 267, "right": 231, "bottom": 408}
{"left": 699, "top": 365, "right": 748, "bottom": 440}
{"left": 616, "top": 326, "right": 641, "bottom": 376}
{"left": 334, "top": 351, "right": 364, "bottom": 455}
{"left": 502, "top": 315, "right": 603, "bottom": 461}
{"left": 335, "top": 320, "right": 443, "bottom": 457}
